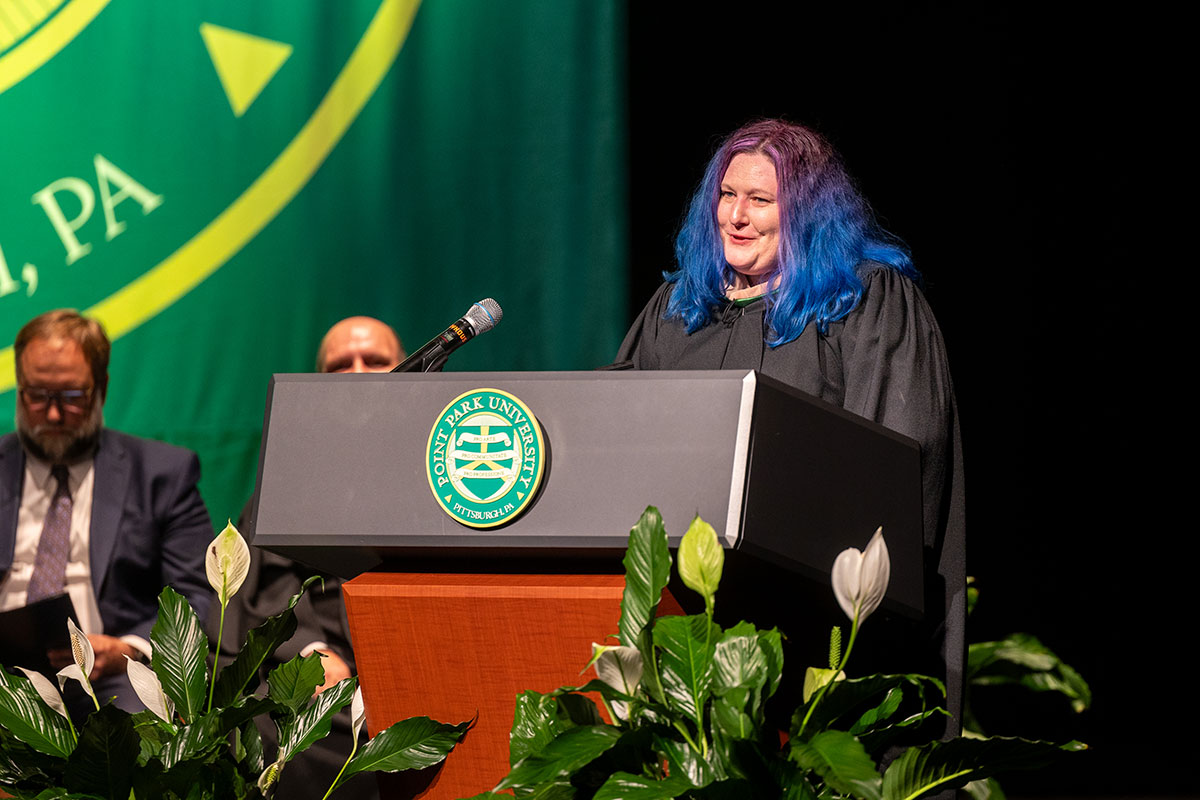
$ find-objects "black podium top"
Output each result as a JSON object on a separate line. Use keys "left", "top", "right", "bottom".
{"left": 251, "top": 370, "right": 922, "bottom": 616}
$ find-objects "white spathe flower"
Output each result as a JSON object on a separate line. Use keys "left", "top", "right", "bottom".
{"left": 56, "top": 618, "right": 97, "bottom": 705}
{"left": 15, "top": 667, "right": 69, "bottom": 720}
{"left": 831, "top": 527, "right": 891, "bottom": 625}
{"left": 590, "top": 643, "right": 643, "bottom": 721}
{"left": 351, "top": 686, "right": 366, "bottom": 741}
{"left": 124, "top": 655, "right": 175, "bottom": 724}
{"left": 206, "top": 520, "right": 251, "bottom": 604}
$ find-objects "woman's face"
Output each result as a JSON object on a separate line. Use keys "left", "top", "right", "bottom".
{"left": 717, "top": 152, "right": 780, "bottom": 286}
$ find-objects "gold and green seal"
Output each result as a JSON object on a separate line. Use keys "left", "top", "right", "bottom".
{"left": 426, "top": 388, "right": 545, "bottom": 528}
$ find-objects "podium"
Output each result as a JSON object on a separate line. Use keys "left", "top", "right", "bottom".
{"left": 251, "top": 370, "right": 924, "bottom": 798}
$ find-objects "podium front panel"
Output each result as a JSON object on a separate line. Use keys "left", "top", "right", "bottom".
{"left": 251, "top": 370, "right": 922, "bottom": 616}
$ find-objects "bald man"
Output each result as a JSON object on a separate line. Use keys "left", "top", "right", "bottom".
{"left": 316, "top": 316, "right": 405, "bottom": 374}
{"left": 211, "top": 316, "right": 403, "bottom": 799}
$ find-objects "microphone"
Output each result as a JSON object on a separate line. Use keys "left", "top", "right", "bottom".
{"left": 391, "top": 299, "right": 503, "bottom": 373}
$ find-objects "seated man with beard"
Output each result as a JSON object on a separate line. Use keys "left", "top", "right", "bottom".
{"left": 0, "top": 309, "right": 213, "bottom": 710}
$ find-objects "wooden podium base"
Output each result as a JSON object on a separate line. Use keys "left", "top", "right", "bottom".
{"left": 343, "top": 572, "right": 637, "bottom": 800}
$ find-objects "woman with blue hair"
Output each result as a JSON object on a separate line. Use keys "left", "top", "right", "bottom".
{"left": 616, "top": 118, "right": 965, "bottom": 736}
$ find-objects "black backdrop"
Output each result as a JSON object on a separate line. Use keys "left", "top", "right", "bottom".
{"left": 626, "top": 4, "right": 1171, "bottom": 796}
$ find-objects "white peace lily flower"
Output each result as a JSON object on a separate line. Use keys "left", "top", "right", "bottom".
{"left": 15, "top": 667, "right": 70, "bottom": 720}
{"left": 351, "top": 686, "right": 366, "bottom": 741}
{"left": 590, "top": 643, "right": 643, "bottom": 721}
{"left": 56, "top": 618, "right": 97, "bottom": 705}
{"left": 831, "top": 527, "right": 891, "bottom": 625}
{"left": 206, "top": 520, "right": 251, "bottom": 604}
{"left": 124, "top": 655, "right": 175, "bottom": 723}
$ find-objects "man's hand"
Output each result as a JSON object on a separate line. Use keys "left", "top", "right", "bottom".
{"left": 86, "top": 635, "right": 139, "bottom": 678}
{"left": 314, "top": 649, "right": 351, "bottom": 695}
{"left": 48, "top": 634, "right": 138, "bottom": 678}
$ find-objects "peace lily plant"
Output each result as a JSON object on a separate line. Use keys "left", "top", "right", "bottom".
{"left": 0, "top": 521, "right": 466, "bottom": 799}
{"left": 467, "top": 507, "right": 1084, "bottom": 800}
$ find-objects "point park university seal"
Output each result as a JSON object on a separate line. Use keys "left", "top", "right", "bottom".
{"left": 426, "top": 388, "right": 546, "bottom": 528}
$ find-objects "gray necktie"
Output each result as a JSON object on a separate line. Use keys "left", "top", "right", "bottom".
{"left": 26, "top": 465, "right": 72, "bottom": 603}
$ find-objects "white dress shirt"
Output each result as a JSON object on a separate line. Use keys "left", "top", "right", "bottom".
{"left": 0, "top": 453, "right": 151, "bottom": 657}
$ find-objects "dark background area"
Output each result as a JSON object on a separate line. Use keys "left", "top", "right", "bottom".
{"left": 626, "top": 4, "right": 1170, "bottom": 796}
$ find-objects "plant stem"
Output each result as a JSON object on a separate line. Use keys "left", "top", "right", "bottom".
{"left": 598, "top": 692, "right": 618, "bottom": 724}
{"left": 796, "top": 610, "right": 861, "bottom": 738}
{"left": 697, "top": 611, "right": 714, "bottom": 759}
{"left": 207, "top": 598, "right": 227, "bottom": 714}
{"left": 672, "top": 719, "right": 701, "bottom": 753}
{"left": 321, "top": 737, "right": 359, "bottom": 800}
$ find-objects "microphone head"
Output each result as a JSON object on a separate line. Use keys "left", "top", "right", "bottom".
{"left": 464, "top": 298, "right": 503, "bottom": 335}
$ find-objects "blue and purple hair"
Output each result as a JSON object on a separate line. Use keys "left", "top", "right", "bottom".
{"left": 665, "top": 119, "right": 917, "bottom": 346}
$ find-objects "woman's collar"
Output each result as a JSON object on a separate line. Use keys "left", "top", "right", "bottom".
{"left": 725, "top": 273, "right": 781, "bottom": 301}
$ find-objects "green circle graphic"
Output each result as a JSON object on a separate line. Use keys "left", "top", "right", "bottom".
{"left": 426, "top": 387, "right": 545, "bottom": 528}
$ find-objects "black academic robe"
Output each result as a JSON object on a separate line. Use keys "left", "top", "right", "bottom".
{"left": 616, "top": 265, "right": 966, "bottom": 736}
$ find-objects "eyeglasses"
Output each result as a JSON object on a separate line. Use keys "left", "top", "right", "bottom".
{"left": 19, "top": 387, "right": 94, "bottom": 414}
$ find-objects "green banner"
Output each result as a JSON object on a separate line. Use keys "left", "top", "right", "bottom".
{"left": 1, "top": 0, "right": 628, "bottom": 529}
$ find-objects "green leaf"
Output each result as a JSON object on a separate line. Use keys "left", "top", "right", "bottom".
{"left": 150, "top": 586, "right": 209, "bottom": 724}
{"left": 712, "top": 628, "right": 767, "bottom": 698}
{"left": 0, "top": 668, "right": 76, "bottom": 759}
{"left": 968, "top": 634, "right": 1055, "bottom": 674}
{"left": 211, "top": 574, "right": 321, "bottom": 707}
{"left": 510, "top": 691, "right": 560, "bottom": 766}
{"left": 556, "top": 693, "right": 604, "bottom": 727}
{"left": 515, "top": 782, "right": 577, "bottom": 800}
{"left": 792, "top": 674, "right": 944, "bottom": 739}
{"left": 790, "top": 730, "right": 881, "bottom": 800}
{"left": 276, "top": 677, "right": 356, "bottom": 763}
{"left": 881, "top": 737, "right": 1086, "bottom": 800}
{"left": 963, "top": 777, "right": 1007, "bottom": 800}
{"left": 267, "top": 653, "right": 328, "bottom": 716}
{"left": 968, "top": 634, "right": 1091, "bottom": 713}
{"left": 215, "top": 694, "right": 279, "bottom": 737}
{"left": 859, "top": 707, "right": 951, "bottom": 758}
{"left": 509, "top": 690, "right": 607, "bottom": 770}
{"left": 654, "top": 614, "right": 719, "bottom": 728}
{"left": 802, "top": 667, "right": 843, "bottom": 705}
{"left": 619, "top": 506, "right": 672, "bottom": 647}
{"left": 157, "top": 714, "right": 221, "bottom": 770}
{"left": 496, "top": 725, "right": 622, "bottom": 791}
{"left": 63, "top": 704, "right": 139, "bottom": 800}
{"left": 766, "top": 754, "right": 820, "bottom": 800}
{"left": 129, "top": 711, "right": 174, "bottom": 764}
{"left": 755, "top": 626, "right": 784, "bottom": 701}
{"left": 677, "top": 516, "right": 724, "bottom": 614}
{"left": 335, "top": 715, "right": 468, "bottom": 787}
{"left": 0, "top": 723, "right": 67, "bottom": 788}
{"left": 593, "top": 771, "right": 693, "bottom": 799}
{"left": 238, "top": 718, "right": 265, "bottom": 774}
{"left": 849, "top": 686, "right": 904, "bottom": 736}
{"left": 635, "top": 624, "right": 666, "bottom": 706}
{"left": 711, "top": 695, "right": 755, "bottom": 742}
{"left": 652, "top": 731, "right": 719, "bottom": 787}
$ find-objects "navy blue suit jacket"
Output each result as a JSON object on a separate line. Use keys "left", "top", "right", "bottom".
{"left": 0, "top": 429, "right": 214, "bottom": 641}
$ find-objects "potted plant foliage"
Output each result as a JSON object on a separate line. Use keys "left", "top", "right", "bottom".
{"left": 467, "top": 507, "right": 1084, "bottom": 799}
{"left": 0, "top": 522, "right": 467, "bottom": 799}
